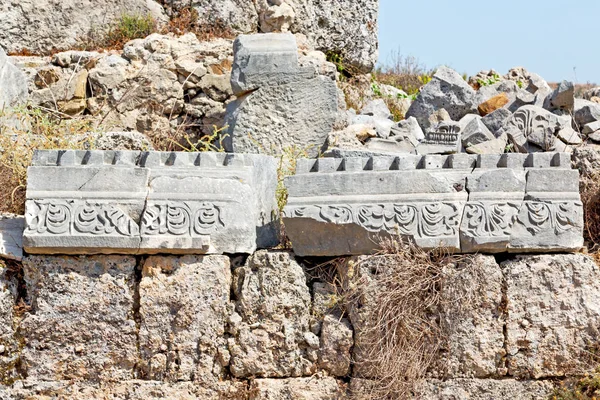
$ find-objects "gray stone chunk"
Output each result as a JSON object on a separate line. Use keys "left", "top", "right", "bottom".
{"left": 574, "top": 98, "right": 600, "bottom": 127}
{"left": 504, "top": 105, "right": 573, "bottom": 152}
{"left": 481, "top": 108, "right": 512, "bottom": 135}
{"left": 0, "top": 214, "right": 24, "bottom": 261}
{"left": 360, "top": 99, "right": 392, "bottom": 120}
{"left": 406, "top": 66, "right": 478, "bottom": 131}
{"left": 391, "top": 116, "right": 425, "bottom": 142}
{"left": 365, "top": 138, "right": 415, "bottom": 154}
{"left": 583, "top": 121, "right": 600, "bottom": 135}
{"left": 23, "top": 150, "right": 279, "bottom": 255}
{"left": 230, "top": 33, "right": 310, "bottom": 95}
{"left": 462, "top": 118, "right": 495, "bottom": 148}
{"left": 548, "top": 80, "right": 575, "bottom": 110}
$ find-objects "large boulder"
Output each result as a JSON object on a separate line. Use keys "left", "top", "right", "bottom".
{"left": 0, "top": 0, "right": 168, "bottom": 54}
{"left": 224, "top": 33, "right": 337, "bottom": 157}
{"left": 405, "top": 66, "right": 478, "bottom": 131}
{"left": 0, "top": 46, "right": 28, "bottom": 110}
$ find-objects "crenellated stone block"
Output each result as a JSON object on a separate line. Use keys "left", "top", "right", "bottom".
{"left": 23, "top": 150, "right": 278, "bottom": 255}
{"left": 283, "top": 152, "right": 583, "bottom": 256}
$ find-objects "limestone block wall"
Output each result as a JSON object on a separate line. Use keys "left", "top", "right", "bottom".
{"left": 0, "top": 251, "right": 596, "bottom": 398}
{"left": 0, "top": 150, "right": 596, "bottom": 398}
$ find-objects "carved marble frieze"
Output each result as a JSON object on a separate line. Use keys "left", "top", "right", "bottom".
{"left": 23, "top": 150, "right": 279, "bottom": 255}
{"left": 283, "top": 153, "right": 583, "bottom": 256}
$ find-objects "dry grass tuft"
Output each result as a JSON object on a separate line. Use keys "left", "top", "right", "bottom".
{"left": 0, "top": 106, "right": 95, "bottom": 214}
{"left": 580, "top": 173, "right": 600, "bottom": 251}
{"left": 374, "top": 49, "right": 435, "bottom": 96}
{"left": 338, "top": 237, "right": 481, "bottom": 399}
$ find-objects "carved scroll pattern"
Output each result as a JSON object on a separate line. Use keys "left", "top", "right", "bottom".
{"left": 141, "top": 201, "right": 225, "bottom": 236}
{"left": 518, "top": 201, "right": 582, "bottom": 235}
{"left": 463, "top": 202, "right": 520, "bottom": 237}
{"left": 286, "top": 202, "right": 461, "bottom": 237}
{"left": 27, "top": 200, "right": 139, "bottom": 236}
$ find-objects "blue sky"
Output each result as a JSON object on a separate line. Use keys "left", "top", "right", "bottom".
{"left": 378, "top": 0, "right": 599, "bottom": 84}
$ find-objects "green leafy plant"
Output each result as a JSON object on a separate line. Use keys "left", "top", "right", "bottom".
{"left": 78, "top": 13, "right": 158, "bottom": 50}
{"left": 371, "top": 82, "right": 382, "bottom": 97}
{"left": 477, "top": 72, "right": 502, "bottom": 87}
{"left": 516, "top": 80, "right": 524, "bottom": 89}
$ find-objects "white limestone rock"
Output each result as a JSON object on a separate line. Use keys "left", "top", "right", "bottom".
{"left": 0, "top": 46, "right": 28, "bottom": 110}
{"left": 0, "top": 0, "right": 168, "bottom": 54}
{"left": 461, "top": 117, "right": 495, "bottom": 148}
{"left": 548, "top": 80, "right": 575, "bottom": 111}
{"left": 503, "top": 254, "right": 600, "bottom": 379}
{"left": 481, "top": 108, "right": 512, "bottom": 135}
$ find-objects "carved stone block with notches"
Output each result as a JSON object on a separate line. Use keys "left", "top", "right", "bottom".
{"left": 23, "top": 150, "right": 278, "bottom": 255}
{"left": 283, "top": 153, "right": 583, "bottom": 256}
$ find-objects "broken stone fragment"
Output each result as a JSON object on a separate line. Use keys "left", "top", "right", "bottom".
{"left": 478, "top": 93, "right": 509, "bottom": 116}
{"left": 406, "top": 66, "right": 478, "bottom": 131}
{"left": 0, "top": 214, "right": 24, "bottom": 261}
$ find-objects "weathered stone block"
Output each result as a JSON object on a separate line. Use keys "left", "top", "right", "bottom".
{"left": 460, "top": 169, "right": 526, "bottom": 253}
{"left": 284, "top": 153, "right": 583, "bottom": 255}
{"left": 406, "top": 66, "right": 478, "bottom": 131}
{"left": 228, "top": 251, "right": 316, "bottom": 378}
{"left": 224, "top": 33, "right": 338, "bottom": 157}
{"left": 138, "top": 255, "right": 231, "bottom": 383}
{"left": 0, "top": 265, "right": 19, "bottom": 385}
{"left": 415, "top": 378, "right": 555, "bottom": 400}
{"left": 248, "top": 377, "right": 343, "bottom": 400}
{"left": 23, "top": 150, "right": 278, "bottom": 255}
{"left": 434, "top": 255, "right": 505, "bottom": 379}
{"left": 0, "top": 46, "right": 28, "bottom": 110}
{"left": 0, "top": 214, "right": 24, "bottom": 261}
{"left": 503, "top": 254, "right": 600, "bottom": 379}
{"left": 230, "top": 33, "right": 305, "bottom": 95}
{"left": 20, "top": 255, "right": 137, "bottom": 382}
{"left": 509, "top": 168, "right": 583, "bottom": 252}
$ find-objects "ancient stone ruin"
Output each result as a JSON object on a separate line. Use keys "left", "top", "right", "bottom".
{"left": 2, "top": 1, "right": 600, "bottom": 398}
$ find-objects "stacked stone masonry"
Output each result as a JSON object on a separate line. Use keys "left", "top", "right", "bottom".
{"left": 283, "top": 152, "right": 584, "bottom": 256}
